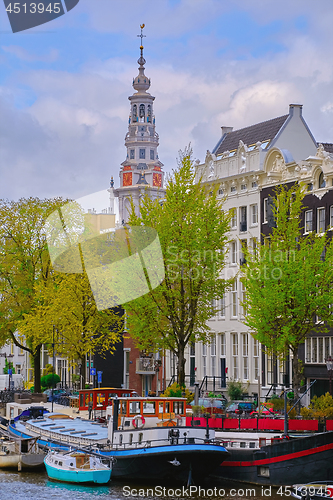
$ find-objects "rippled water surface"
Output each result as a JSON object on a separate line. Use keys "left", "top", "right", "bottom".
{"left": 0, "top": 470, "right": 293, "bottom": 500}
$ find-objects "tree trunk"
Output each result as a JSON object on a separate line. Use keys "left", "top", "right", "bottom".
{"left": 177, "top": 347, "right": 186, "bottom": 387}
{"left": 292, "top": 348, "right": 302, "bottom": 398}
{"left": 80, "top": 356, "right": 86, "bottom": 389}
{"left": 33, "top": 344, "right": 42, "bottom": 393}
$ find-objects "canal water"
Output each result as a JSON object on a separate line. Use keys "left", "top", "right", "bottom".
{"left": 0, "top": 470, "right": 295, "bottom": 500}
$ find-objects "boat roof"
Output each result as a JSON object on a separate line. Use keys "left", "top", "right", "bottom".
{"left": 27, "top": 413, "right": 108, "bottom": 442}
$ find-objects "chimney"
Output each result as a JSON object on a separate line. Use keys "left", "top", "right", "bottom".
{"left": 289, "top": 104, "right": 303, "bottom": 117}
{"left": 221, "top": 126, "right": 233, "bottom": 136}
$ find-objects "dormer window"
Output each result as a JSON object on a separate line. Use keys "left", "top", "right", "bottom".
{"left": 319, "top": 171, "right": 326, "bottom": 189}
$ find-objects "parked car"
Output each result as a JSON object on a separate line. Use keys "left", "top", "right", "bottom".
{"left": 226, "top": 401, "right": 256, "bottom": 416}
{"left": 190, "top": 398, "right": 227, "bottom": 415}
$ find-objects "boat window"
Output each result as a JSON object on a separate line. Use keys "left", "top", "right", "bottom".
{"left": 129, "top": 401, "right": 141, "bottom": 414}
{"left": 143, "top": 401, "right": 155, "bottom": 414}
{"left": 121, "top": 400, "right": 127, "bottom": 415}
{"left": 119, "top": 434, "right": 123, "bottom": 445}
{"left": 129, "top": 433, "right": 133, "bottom": 445}
{"left": 138, "top": 432, "right": 143, "bottom": 444}
{"left": 159, "top": 402, "right": 164, "bottom": 414}
{"left": 70, "top": 462, "right": 74, "bottom": 466}
{"left": 174, "top": 402, "right": 184, "bottom": 415}
{"left": 58, "top": 461, "right": 63, "bottom": 466}
{"left": 165, "top": 402, "right": 170, "bottom": 414}
{"left": 97, "top": 393, "right": 105, "bottom": 406}
{"left": 55, "top": 460, "right": 58, "bottom": 465}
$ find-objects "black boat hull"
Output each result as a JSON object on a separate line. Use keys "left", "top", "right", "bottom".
{"left": 111, "top": 445, "right": 228, "bottom": 483}
{"left": 212, "top": 432, "right": 333, "bottom": 486}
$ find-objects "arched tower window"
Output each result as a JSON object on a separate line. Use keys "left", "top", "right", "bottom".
{"left": 319, "top": 171, "right": 326, "bottom": 189}
{"left": 132, "top": 104, "right": 137, "bottom": 121}
{"left": 147, "top": 105, "right": 152, "bottom": 123}
{"left": 139, "top": 104, "right": 145, "bottom": 121}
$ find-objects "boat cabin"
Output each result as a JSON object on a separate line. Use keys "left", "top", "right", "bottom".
{"left": 106, "top": 396, "right": 187, "bottom": 431}
{"left": 78, "top": 388, "right": 136, "bottom": 412}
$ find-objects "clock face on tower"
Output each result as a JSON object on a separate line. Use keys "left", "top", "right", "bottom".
{"left": 153, "top": 172, "right": 162, "bottom": 187}
{"left": 123, "top": 172, "right": 132, "bottom": 186}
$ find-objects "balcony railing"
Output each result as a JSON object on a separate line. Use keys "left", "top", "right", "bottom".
{"left": 136, "top": 358, "right": 156, "bottom": 374}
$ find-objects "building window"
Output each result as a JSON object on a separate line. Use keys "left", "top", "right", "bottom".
{"left": 230, "top": 241, "right": 237, "bottom": 264}
{"left": 250, "top": 237, "right": 257, "bottom": 255}
{"left": 231, "top": 281, "right": 238, "bottom": 317}
{"left": 253, "top": 339, "right": 259, "bottom": 380}
{"left": 240, "top": 206, "right": 247, "bottom": 232}
{"left": 130, "top": 149, "right": 135, "bottom": 159}
{"left": 150, "top": 150, "right": 154, "bottom": 160}
{"left": 16, "top": 364, "right": 21, "bottom": 375}
{"left": 242, "top": 334, "right": 249, "bottom": 380}
{"left": 319, "top": 171, "right": 326, "bottom": 189}
{"left": 312, "top": 338, "right": 318, "bottom": 363}
{"left": 251, "top": 204, "right": 258, "bottom": 225}
{"left": 240, "top": 240, "right": 247, "bottom": 266}
{"left": 241, "top": 184, "right": 247, "bottom": 191}
{"left": 305, "top": 210, "right": 313, "bottom": 233}
{"left": 124, "top": 350, "right": 130, "bottom": 389}
{"left": 139, "top": 149, "right": 146, "bottom": 159}
{"left": 252, "top": 181, "right": 257, "bottom": 188}
{"left": 132, "top": 104, "right": 137, "bottom": 121}
{"left": 317, "top": 208, "right": 325, "bottom": 233}
{"left": 330, "top": 206, "right": 333, "bottom": 229}
{"left": 232, "top": 334, "right": 238, "bottom": 379}
{"left": 240, "top": 280, "right": 247, "bottom": 316}
{"left": 231, "top": 185, "right": 236, "bottom": 193}
{"left": 264, "top": 198, "right": 268, "bottom": 223}
{"left": 218, "top": 189, "right": 224, "bottom": 195}
{"left": 219, "top": 295, "right": 225, "bottom": 318}
{"left": 211, "top": 335, "right": 216, "bottom": 376}
{"left": 202, "top": 343, "right": 207, "bottom": 377}
{"left": 147, "top": 104, "right": 152, "bottom": 123}
{"left": 230, "top": 208, "right": 237, "bottom": 228}
{"left": 220, "top": 334, "right": 226, "bottom": 357}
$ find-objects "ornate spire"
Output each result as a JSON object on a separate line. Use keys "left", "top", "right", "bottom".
{"left": 133, "top": 24, "right": 150, "bottom": 93}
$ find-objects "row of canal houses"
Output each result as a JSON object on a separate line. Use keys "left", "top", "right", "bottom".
{"left": 1, "top": 45, "right": 333, "bottom": 405}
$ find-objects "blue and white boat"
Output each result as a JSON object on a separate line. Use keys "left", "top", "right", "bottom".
{"left": 9, "top": 396, "right": 229, "bottom": 483}
{"left": 44, "top": 450, "right": 111, "bottom": 484}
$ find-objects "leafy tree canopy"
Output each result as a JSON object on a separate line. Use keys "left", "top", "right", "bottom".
{"left": 126, "top": 147, "right": 233, "bottom": 385}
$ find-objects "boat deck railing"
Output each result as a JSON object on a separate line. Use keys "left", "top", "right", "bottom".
{"left": 106, "top": 435, "right": 227, "bottom": 451}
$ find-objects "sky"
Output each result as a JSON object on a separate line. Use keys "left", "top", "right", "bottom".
{"left": 1, "top": 0, "right": 333, "bottom": 210}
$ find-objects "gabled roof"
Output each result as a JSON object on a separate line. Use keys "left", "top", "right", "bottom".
{"left": 213, "top": 114, "right": 289, "bottom": 156}
{"left": 320, "top": 143, "right": 333, "bottom": 154}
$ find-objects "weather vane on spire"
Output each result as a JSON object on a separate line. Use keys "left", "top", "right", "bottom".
{"left": 137, "top": 24, "right": 146, "bottom": 49}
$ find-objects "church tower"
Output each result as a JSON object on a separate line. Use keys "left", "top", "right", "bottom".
{"left": 114, "top": 25, "right": 165, "bottom": 224}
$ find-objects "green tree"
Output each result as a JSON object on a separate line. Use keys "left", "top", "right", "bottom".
{"left": 126, "top": 147, "right": 233, "bottom": 386}
{"left": 18, "top": 272, "right": 123, "bottom": 388}
{"left": 0, "top": 197, "right": 68, "bottom": 392}
{"left": 242, "top": 185, "right": 333, "bottom": 392}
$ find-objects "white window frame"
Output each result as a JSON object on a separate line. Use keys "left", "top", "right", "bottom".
{"left": 317, "top": 207, "right": 325, "bottom": 233}
{"left": 219, "top": 295, "right": 226, "bottom": 318}
{"left": 242, "top": 334, "right": 249, "bottom": 380}
{"left": 264, "top": 198, "right": 268, "bottom": 223}
{"left": 253, "top": 338, "right": 259, "bottom": 380}
{"left": 232, "top": 333, "right": 238, "bottom": 379}
{"left": 231, "top": 209, "right": 237, "bottom": 228}
{"left": 250, "top": 204, "right": 258, "bottom": 225}
{"left": 231, "top": 281, "right": 238, "bottom": 318}
{"left": 220, "top": 333, "right": 226, "bottom": 357}
{"left": 330, "top": 206, "right": 333, "bottom": 229}
{"left": 305, "top": 210, "right": 313, "bottom": 233}
{"left": 230, "top": 241, "right": 237, "bottom": 265}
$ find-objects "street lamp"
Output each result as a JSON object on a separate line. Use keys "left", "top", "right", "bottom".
{"left": 325, "top": 356, "right": 333, "bottom": 396}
